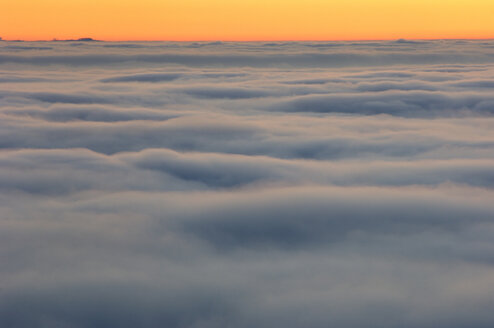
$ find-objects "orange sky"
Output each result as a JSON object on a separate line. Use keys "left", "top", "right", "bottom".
{"left": 2, "top": 0, "right": 494, "bottom": 41}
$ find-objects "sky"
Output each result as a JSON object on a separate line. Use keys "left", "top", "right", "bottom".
{"left": 1, "top": 40, "right": 494, "bottom": 327}
{"left": 2, "top": 0, "right": 494, "bottom": 40}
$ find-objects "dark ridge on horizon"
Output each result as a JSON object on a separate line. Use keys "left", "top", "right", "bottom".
{"left": 52, "top": 37, "right": 99, "bottom": 42}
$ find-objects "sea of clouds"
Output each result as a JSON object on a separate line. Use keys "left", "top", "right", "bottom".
{"left": 1, "top": 39, "right": 494, "bottom": 327}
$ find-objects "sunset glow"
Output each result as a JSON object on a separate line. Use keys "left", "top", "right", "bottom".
{"left": 2, "top": 0, "right": 494, "bottom": 41}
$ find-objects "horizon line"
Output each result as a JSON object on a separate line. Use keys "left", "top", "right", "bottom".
{"left": 2, "top": 37, "right": 494, "bottom": 43}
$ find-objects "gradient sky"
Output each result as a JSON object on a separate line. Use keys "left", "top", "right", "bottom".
{"left": 2, "top": 0, "right": 494, "bottom": 41}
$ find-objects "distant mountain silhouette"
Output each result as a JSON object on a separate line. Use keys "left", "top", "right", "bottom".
{"left": 52, "top": 37, "right": 99, "bottom": 42}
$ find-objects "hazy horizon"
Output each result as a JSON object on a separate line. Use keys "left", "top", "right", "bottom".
{"left": 3, "top": 37, "right": 494, "bottom": 42}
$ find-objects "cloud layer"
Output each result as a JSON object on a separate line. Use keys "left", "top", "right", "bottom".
{"left": 1, "top": 40, "right": 494, "bottom": 328}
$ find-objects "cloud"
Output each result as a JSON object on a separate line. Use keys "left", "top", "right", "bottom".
{"left": 182, "top": 87, "right": 268, "bottom": 99}
{"left": 101, "top": 73, "right": 182, "bottom": 83}
{"left": 103, "top": 43, "right": 146, "bottom": 48}
{"left": 1, "top": 40, "right": 494, "bottom": 328}
{"left": 1, "top": 39, "right": 494, "bottom": 68}
{"left": 452, "top": 80, "right": 494, "bottom": 88}
{"left": 1, "top": 110, "right": 493, "bottom": 159}
{"left": 355, "top": 81, "right": 439, "bottom": 92}
{"left": 0, "top": 76, "right": 52, "bottom": 83}
{"left": 1, "top": 45, "right": 53, "bottom": 51}
{"left": 4, "top": 106, "right": 177, "bottom": 122}
{"left": 28, "top": 92, "right": 114, "bottom": 104}
{"left": 267, "top": 91, "right": 494, "bottom": 116}
{"left": 169, "top": 186, "right": 494, "bottom": 249}
{"left": 2, "top": 185, "right": 494, "bottom": 328}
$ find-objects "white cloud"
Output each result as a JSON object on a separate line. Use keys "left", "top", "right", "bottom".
{"left": 1, "top": 40, "right": 494, "bottom": 328}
